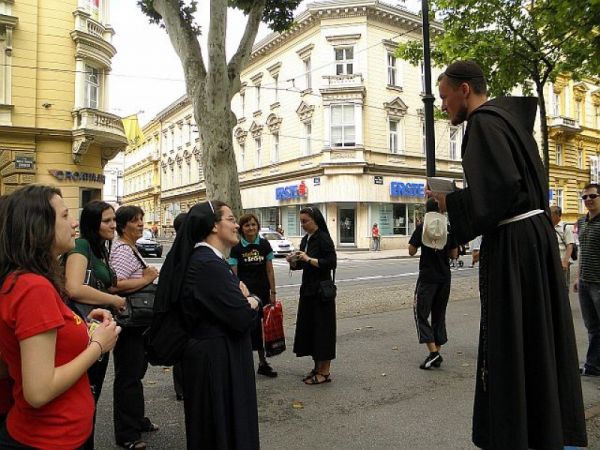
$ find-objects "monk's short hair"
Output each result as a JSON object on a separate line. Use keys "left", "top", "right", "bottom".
{"left": 438, "top": 60, "right": 487, "bottom": 95}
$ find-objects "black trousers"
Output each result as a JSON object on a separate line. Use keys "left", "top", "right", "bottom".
{"left": 113, "top": 327, "right": 149, "bottom": 443}
{"left": 173, "top": 362, "right": 184, "bottom": 398}
{"left": 413, "top": 278, "right": 450, "bottom": 346}
{"left": 82, "top": 353, "right": 110, "bottom": 450}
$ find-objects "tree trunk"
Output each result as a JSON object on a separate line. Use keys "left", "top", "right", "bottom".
{"left": 535, "top": 79, "right": 551, "bottom": 186}
{"left": 195, "top": 104, "right": 243, "bottom": 216}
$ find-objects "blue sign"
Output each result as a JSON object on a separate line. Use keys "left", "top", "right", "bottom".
{"left": 390, "top": 182, "right": 425, "bottom": 197}
{"left": 276, "top": 181, "right": 308, "bottom": 200}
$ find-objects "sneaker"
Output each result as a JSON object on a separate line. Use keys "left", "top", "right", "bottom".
{"left": 432, "top": 354, "right": 443, "bottom": 368}
{"left": 257, "top": 363, "right": 278, "bottom": 378}
{"left": 580, "top": 366, "right": 600, "bottom": 377}
{"left": 419, "top": 352, "right": 442, "bottom": 370}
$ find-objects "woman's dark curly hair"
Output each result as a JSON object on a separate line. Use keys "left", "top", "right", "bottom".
{"left": 0, "top": 185, "right": 68, "bottom": 299}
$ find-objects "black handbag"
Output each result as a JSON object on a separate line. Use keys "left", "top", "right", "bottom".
{"left": 116, "top": 249, "right": 155, "bottom": 328}
{"left": 68, "top": 242, "right": 115, "bottom": 320}
{"left": 318, "top": 270, "right": 337, "bottom": 303}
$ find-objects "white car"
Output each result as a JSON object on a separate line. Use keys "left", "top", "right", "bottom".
{"left": 259, "top": 230, "right": 295, "bottom": 256}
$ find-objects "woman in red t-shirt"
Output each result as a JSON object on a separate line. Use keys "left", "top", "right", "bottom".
{"left": 0, "top": 185, "right": 121, "bottom": 450}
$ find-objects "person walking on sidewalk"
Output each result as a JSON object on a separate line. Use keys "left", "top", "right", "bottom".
{"left": 371, "top": 223, "right": 381, "bottom": 251}
{"left": 409, "top": 198, "right": 457, "bottom": 370}
{"left": 574, "top": 183, "right": 600, "bottom": 377}
{"left": 429, "top": 60, "right": 587, "bottom": 449}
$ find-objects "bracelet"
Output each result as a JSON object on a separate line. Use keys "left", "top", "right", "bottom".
{"left": 89, "top": 340, "right": 104, "bottom": 359}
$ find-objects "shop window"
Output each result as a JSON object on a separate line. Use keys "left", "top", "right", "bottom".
{"left": 331, "top": 104, "right": 355, "bottom": 147}
{"left": 374, "top": 202, "right": 425, "bottom": 236}
{"left": 335, "top": 47, "right": 354, "bottom": 75}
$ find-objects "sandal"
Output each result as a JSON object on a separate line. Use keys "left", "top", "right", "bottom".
{"left": 302, "top": 368, "right": 318, "bottom": 382}
{"left": 141, "top": 418, "right": 159, "bottom": 432}
{"left": 117, "top": 440, "right": 147, "bottom": 450}
{"left": 303, "top": 372, "right": 331, "bottom": 385}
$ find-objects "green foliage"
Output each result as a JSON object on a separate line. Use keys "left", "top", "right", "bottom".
{"left": 138, "top": 0, "right": 303, "bottom": 34}
{"left": 396, "top": 0, "right": 598, "bottom": 97}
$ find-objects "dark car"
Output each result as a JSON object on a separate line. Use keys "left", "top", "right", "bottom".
{"left": 136, "top": 229, "right": 163, "bottom": 257}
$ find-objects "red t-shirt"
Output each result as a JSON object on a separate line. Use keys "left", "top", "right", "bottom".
{"left": 0, "top": 273, "right": 94, "bottom": 449}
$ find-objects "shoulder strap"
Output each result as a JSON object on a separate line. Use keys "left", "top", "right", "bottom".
{"left": 131, "top": 247, "right": 148, "bottom": 269}
{"left": 555, "top": 229, "right": 567, "bottom": 246}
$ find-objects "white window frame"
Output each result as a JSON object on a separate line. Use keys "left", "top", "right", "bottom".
{"left": 449, "top": 126, "right": 460, "bottom": 160}
{"left": 255, "top": 137, "right": 262, "bottom": 168}
{"left": 330, "top": 104, "right": 356, "bottom": 148}
{"left": 240, "top": 91, "right": 245, "bottom": 116}
{"left": 388, "top": 119, "right": 403, "bottom": 154}
{"left": 387, "top": 53, "right": 397, "bottom": 86}
{"left": 556, "top": 143, "right": 563, "bottom": 165}
{"left": 239, "top": 143, "right": 245, "bottom": 171}
{"left": 273, "top": 74, "right": 279, "bottom": 102}
{"left": 551, "top": 188, "right": 564, "bottom": 209}
{"left": 255, "top": 85, "right": 261, "bottom": 111}
{"left": 304, "top": 122, "right": 312, "bottom": 156}
{"left": 421, "top": 121, "right": 426, "bottom": 155}
{"left": 84, "top": 65, "right": 100, "bottom": 109}
{"left": 271, "top": 132, "right": 279, "bottom": 163}
{"left": 304, "top": 57, "right": 312, "bottom": 90}
{"left": 335, "top": 47, "right": 354, "bottom": 75}
{"left": 575, "top": 100, "right": 581, "bottom": 122}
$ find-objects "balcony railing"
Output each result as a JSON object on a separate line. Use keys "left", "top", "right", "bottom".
{"left": 548, "top": 115, "right": 581, "bottom": 133}
{"left": 322, "top": 74, "right": 364, "bottom": 88}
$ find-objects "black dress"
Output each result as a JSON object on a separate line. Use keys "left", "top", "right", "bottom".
{"left": 180, "top": 245, "right": 259, "bottom": 450}
{"left": 292, "top": 229, "right": 337, "bottom": 361}
{"left": 446, "top": 98, "right": 587, "bottom": 449}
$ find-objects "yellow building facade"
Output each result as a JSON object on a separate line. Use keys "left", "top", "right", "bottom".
{"left": 0, "top": 0, "right": 126, "bottom": 212}
{"left": 123, "top": 95, "right": 203, "bottom": 235}
{"left": 546, "top": 76, "right": 600, "bottom": 223}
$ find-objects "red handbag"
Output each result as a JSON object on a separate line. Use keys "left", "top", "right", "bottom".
{"left": 263, "top": 301, "right": 286, "bottom": 357}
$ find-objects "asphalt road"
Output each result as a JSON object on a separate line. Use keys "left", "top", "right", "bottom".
{"left": 92, "top": 257, "right": 600, "bottom": 449}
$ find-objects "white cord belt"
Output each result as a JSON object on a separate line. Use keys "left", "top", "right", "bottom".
{"left": 498, "top": 209, "right": 544, "bottom": 226}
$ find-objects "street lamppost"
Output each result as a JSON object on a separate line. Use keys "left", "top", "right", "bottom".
{"left": 421, "top": 0, "right": 436, "bottom": 177}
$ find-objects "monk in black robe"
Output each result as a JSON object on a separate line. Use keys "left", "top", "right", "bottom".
{"left": 431, "top": 61, "right": 587, "bottom": 449}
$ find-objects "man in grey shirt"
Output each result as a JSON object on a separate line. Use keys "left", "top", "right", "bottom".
{"left": 574, "top": 183, "right": 600, "bottom": 376}
{"left": 550, "top": 206, "right": 574, "bottom": 287}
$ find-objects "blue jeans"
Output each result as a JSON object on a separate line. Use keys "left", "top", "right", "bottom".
{"left": 578, "top": 279, "right": 600, "bottom": 371}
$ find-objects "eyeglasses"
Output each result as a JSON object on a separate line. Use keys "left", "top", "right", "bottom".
{"left": 581, "top": 194, "right": 600, "bottom": 200}
{"left": 220, "top": 216, "right": 237, "bottom": 224}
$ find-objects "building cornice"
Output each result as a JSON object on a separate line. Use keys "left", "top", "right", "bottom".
{"left": 248, "top": 1, "right": 441, "bottom": 65}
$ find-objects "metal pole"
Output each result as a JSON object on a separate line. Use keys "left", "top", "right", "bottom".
{"left": 421, "top": 0, "right": 436, "bottom": 177}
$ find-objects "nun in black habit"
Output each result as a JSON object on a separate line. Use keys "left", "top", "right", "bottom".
{"left": 286, "top": 206, "right": 337, "bottom": 385}
{"left": 431, "top": 61, "right": 587, "bottom": 449}
{"left": 154, "top": 201, "right": 260, "bottom": 450}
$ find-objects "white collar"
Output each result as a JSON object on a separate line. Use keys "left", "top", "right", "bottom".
{"left": 195, "top": 242, "right": 224, "bottom": 259}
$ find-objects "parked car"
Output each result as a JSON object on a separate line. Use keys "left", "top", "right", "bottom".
{"left": 136, "top": 229, "right": 163, "bottom": 257}
{"left": 259, "top": 230, "right": 295, "bottom": 257}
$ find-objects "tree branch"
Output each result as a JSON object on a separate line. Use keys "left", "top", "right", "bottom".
{"left": 227, "top": 0, "right": 267, "bottom": 100}
{"left": 207, "top": 0, "right": 228, "bottom": 92}
{"left": 152, "top": 0, "right": 206, "bottom": 97}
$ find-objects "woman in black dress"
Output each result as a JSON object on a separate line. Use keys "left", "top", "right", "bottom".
{"left": 229, "top": 213, "right": 278, "bottom": 378}
{"left": 155, "top": 201, "right": 260, "bottom": 449}
{"left": 286, "top": 206, "right": 337, "bottom": 385}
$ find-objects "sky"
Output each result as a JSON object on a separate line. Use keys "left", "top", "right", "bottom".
{"left": 109, "top": 1, "right": 420, "bottom": 125}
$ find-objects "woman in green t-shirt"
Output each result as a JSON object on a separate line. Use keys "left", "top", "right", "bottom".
{"left": 64, "top": 200, "right": 126, "bottom": 450}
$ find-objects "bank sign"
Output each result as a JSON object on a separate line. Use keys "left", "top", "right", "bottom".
{"left": 390, "top": 181, "right": 425, "bottom": 198}
{"left": 276, "top": 181, "right": 307, "bottom": 200}
{"left": 49, "top": 170, "right": 106, "bottom": 184}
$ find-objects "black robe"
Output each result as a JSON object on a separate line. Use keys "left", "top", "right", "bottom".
{"left": 292, "top": 229, "right": 337, "bottom": 360}
{"left": 180, "top": 245, "right": 259, "bottom": 450}
{"left": 446, "top": 97, "right": 587, "bottom": 449}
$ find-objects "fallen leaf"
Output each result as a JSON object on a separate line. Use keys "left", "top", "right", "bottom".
{"left": 365, "top": 325, "right": 374, "bottom": 329}
{"left": 392, "top": 346, "right": 398, "bottom": 351}
{"left": 462, "top": 363, "right": 470, "bottom": 367}
{"left": 355, "top": 328, "right": 362, "bottom": 331}
{"left": 381, "top": 373, "right": 387, "bottom": 377}
{"left": 292, "top": 400, "right": 304, "bottom": 409}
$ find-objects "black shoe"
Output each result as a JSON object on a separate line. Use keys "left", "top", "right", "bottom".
{"left": 175, "top": 393, "right": 184, "bottom": 401}
{"left": 257, "top": 363, "right": 278, "bottom": 378}
{"left": 419, "top": 352, "right": 442, "bottom": 370}
{"left": 580, "top": 366, "right": 600, "bottom": 377}
{"left": 432, "top": 354, "right": 443, "bottom": 368}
